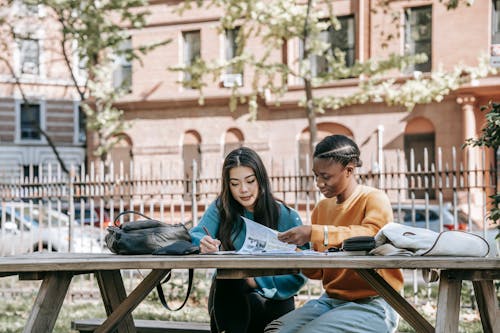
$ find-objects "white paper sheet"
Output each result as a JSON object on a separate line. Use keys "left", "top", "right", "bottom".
{"left": 236, "top": 216, "right": 297, "bottom": 254}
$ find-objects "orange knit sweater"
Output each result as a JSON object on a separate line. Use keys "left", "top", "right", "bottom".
{"left": 302, "top": 185, "right": 404, "bottom": 301}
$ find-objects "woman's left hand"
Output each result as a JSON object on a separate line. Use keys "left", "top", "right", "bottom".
{"left": 278, "top": 225, "right": 312, "bottom": 246}
{"left": 246, "top": 278, "right": 258, "bottom": 289}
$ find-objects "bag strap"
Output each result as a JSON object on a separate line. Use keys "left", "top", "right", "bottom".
{"left": 113, "top": 210, "right": 152, "bottom": 226}
{"left": 156, "top": 269, "right": 194, "bottom": 311}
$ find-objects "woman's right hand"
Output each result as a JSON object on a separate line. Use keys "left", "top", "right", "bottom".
{"left": 199, "top": 235, "right": 221, "bottom": 253}
{"left": 278, "top": 225, "right": 312, "bottom": 246}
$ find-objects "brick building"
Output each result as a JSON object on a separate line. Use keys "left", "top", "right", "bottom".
{"left": 111, "top": 0, "right": 499, "bottom": 184}
{"left": 1, "top": 0, "right": 499, "bottom": 197}
{"left": 0, "top": 1, "right": 86, "bottom": 177}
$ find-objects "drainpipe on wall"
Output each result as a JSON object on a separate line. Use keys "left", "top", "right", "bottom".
{"left": 377, "top": 125, "right": 384, "bottom": 189}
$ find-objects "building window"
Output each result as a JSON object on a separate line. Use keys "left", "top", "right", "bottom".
{"left": 330, "top": 15, "right": 355, "bottom": 68}
{"left": 404, "top": 116, "right": 436, "bottom": 200}
{"left": 19, "top": 39, "right": 39, "bottom": 75}
{"left": 223, "top": 128, "right": 244, "bottom": 157}
{"left": 405, "top": 5, "right": 432, "bottom": 72}
{"left": 306, "top": 16, "right": 355, "bottom": 77}
{"left": 493, "top": 0, "right": 500, "bottom": 44}
{"left": 20, "top": 103, "right": 41, "bottom": 140}
{"left": 23, "top": 165, "right": 39, "bottom": 180}
{"left": 222, "top": 27, "right": 243, "bottom": 87}
{"left": 183, "top": 30, "right": 201, "bottom": 83}
{"left": 24, "top": 3, "right": 39, "bottom": 15}
{"left": 78, "top": 106, "right": 86, "bottom": 143}
{"left": 113, "top": 38, "right": 132, "bottom": 92}
{"left": 183, "top": 130, "right": 202, "bottom": 180}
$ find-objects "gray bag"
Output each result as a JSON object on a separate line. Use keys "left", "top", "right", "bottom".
{"left": 105, "top": 210, "right": 191, "bottom": 255}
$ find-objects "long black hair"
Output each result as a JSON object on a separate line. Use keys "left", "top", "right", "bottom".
{"left": 314, "top": 135, "right": 363, "bottom": 168}
{"left": 216, "top": 147, "right": 280, "bottom": 250}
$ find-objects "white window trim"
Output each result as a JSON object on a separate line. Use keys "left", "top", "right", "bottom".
{"left": 13, "top": 29, "right": 45, "bottom": 78}
{"left": 15, "top": 98, "right": 47, "bottom": 144}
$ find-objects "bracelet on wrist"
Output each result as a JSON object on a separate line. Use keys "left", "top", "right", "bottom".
{"left": 323, "top": 225, "right": 329, "bottom": 247}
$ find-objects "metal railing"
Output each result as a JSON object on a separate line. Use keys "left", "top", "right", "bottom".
{"left": 0, "top": 146, "right": 497, "bottom": 254}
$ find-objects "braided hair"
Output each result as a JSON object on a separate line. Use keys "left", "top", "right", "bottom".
{"left": 313, "top": 135, "right": 363, "bottom": 168}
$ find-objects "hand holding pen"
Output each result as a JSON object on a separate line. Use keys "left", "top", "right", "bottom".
{"left": 199, "top": 226, "right": 221, "bottom": 253}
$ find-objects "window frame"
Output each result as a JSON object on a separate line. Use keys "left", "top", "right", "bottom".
{"left": 73, "top": 101, "right": 86, "bottom": 145}
{"left": 15, "top": 99, "right": 46, "bottom": 144}
{"left": 18, "top": 38, "right": 40, "bottom": 76}
{"left": 306, "top": 15, "right": 356, "bottom": 77}
{"left": 493, "top": 0, "right": 500, "bottom": 44}
{"left": 225, "top": 27, "right": 242, "bottom": 74}
{"left": 182, "top": 30, "right": 201, "bottom": 83}
{"left": 404, "top": 5, "right": 433, "bottom": 73}
{"left": 113, "top": 37, "right": 133, "bottom": 92}
{"left": 329, "top": 15, "right": 356, "bottom": 68}
{"left": 22, "top": 165, "right": 40, "bottom": 180}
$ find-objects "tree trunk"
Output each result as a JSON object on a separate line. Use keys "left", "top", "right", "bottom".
{"left": 303, "top": 0, "right": 318, "bottom": 159}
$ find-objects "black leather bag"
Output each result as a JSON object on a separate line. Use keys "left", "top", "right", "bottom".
{"left": 105, "top": 210, "right": 196, "bottom": 311}
{"left": 105, "top": 211, "right": 191, "bottom": 255}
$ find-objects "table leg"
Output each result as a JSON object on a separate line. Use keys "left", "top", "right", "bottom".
{"left": 356, "top": 269, "right": 434, "bottom": 333}
{"left": 96, "top": 270, "right": 136, "bottom": 333}
{"left": 435, "top": 271, "right": 462, "bottom": 333}
{"left": 94, "top": 269, "right": 170, "bottom": 333}
{"left": 23, "top": 272, "right": 73, "bottom": 333}
{"left": 472, "top": 280, "right": 500, "bottom": 333}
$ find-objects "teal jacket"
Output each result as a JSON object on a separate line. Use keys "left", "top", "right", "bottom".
{"left": 190, "top": 200, "right": 308, "bottom": 300}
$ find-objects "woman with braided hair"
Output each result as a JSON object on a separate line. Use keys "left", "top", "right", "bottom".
{"left": 266, "top": 134, "right": 403, "bottom": 333}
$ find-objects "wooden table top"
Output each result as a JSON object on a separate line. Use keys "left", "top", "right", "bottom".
{"left": 0, "top": 252, "right": 498, "bottom": 273}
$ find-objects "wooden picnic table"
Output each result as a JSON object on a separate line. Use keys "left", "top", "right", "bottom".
{"left": 0, "top": 253, "right": 498, "bottom": 333}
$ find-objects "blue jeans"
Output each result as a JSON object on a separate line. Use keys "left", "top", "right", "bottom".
{"left": 264, "top": 293, "right": 399, "bottom": 333}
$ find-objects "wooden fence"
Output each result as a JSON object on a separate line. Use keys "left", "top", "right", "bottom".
{"left": 1, "top": 146, "right": 497, "bottom": 227}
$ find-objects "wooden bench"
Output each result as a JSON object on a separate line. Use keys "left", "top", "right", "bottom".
{"left": 72, "top": 318, "right": 210, "bottom": 333}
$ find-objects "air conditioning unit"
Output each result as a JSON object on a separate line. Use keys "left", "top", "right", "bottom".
{"left": 221, "top": 73, "right": 243, "bottom": 88}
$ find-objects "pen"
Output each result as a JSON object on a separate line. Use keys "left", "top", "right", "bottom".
{"left": 202, "top": 226, "right": 213, "bottom": 238}
{"left": 202, "top": 225, "right": 222, "bottom": 251}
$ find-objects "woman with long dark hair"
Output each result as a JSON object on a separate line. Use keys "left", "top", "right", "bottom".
{"left": 190, "top": 147, "right": 307, "bottom": 333}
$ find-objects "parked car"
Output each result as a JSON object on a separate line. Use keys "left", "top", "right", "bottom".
{"left": 75, "top": 207, "right": 111, "bottom": 228}
{"left": 391, "top": 203, "right": 468, "bottom": 233}
{"left": 0, "top": 203, "right": 104, "bottom": 255}
{"left": 63, "top": 206, "right": 111, "bottom": 228}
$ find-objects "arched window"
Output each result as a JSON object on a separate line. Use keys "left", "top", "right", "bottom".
{"left": 404, "top": 117, "right": 435, "bottom": 199}
{"left": 298, "top": 123, "right": 354, "bottom": 175}
{"left": 223, "top": 128, "right": 244, "bottom": 158}
{"left": 183, "top": 130, "right": 202, "bottom": 180}
{"left": 109, "top": 133, "right": 133, "bottom": 177}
